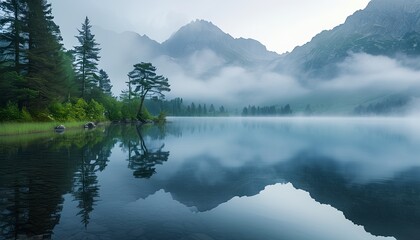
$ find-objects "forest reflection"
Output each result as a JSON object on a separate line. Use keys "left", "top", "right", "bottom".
{"left": 2, "top": 118, "right": 420, "bottom": 240}
{"left": 0, "top": 124, "right": 172, "bottom": 238}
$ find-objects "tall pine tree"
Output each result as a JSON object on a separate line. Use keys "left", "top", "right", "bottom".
{"left": 74, "top": 17, "right": 101, "bottom": 99}
{"left": 0, "top": 0, "right": 27, "bottom": 73}
{"left": 98, "top": 69, "right": 112, "bottom": 96}
{"left": 0, "top": 0, "right": 74, "bottom": 110}
{"left": 25, "top": 0, "right": 74, "bottom": 110}
{"left": 0, "top": 0, "right": 32, "bottom": 107}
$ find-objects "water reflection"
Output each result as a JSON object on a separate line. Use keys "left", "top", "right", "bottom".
{"left": 0, "top": 124, "right": 173, "bottom": 238}
{"left": 127, "top": 125, "right": 170, "bottom": 179}
{"left": 71, "top": 129, "right": 115, "bottom": 228}
{"left": 135, "top": 117, "right": 420, "bottom": 240}
{"left": 0, "top": 127, "right": 119, "bottom": 237}
{"left": 1, "top": 118, "right": 420, "bottom": 239}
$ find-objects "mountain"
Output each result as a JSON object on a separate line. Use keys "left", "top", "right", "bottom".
{"left": 94, "top": 21, "right": 280, "bottom": 95}
{"left": 162, "top": 20, "right": 279, "bottom": 65}
{"left": 281, "top": 0, "right": 420, "bottom": 78}
{"left": 93, "top": 27, "right": 161, "bottom": 84}
{"left": 93, "top": 1, "right": 420, "bottom": 111}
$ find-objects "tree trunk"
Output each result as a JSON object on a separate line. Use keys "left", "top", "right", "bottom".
{"left": 13, "top": 0, "right": 20, "bottom": 73}
{"left": 81, "top": 49, "right": 86, "bottom": 98}
{"left": 137, "top": 95, "right": 146, "bottom": 121}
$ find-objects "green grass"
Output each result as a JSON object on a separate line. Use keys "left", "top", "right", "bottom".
{"left": 0, "top": 121, "right": 86, "bottom": 136}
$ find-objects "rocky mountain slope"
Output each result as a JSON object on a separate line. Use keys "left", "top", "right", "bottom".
{"left": 162, "top": 20, "right": 279, "bottom": 65}
{"left": 95, "top": 20, "right": 280, "bottom": 94}
{"left": 280, "top": 0, "right": 420, "bottom": 78}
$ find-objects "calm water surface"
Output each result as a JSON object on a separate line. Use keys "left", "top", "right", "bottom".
{"left": 1, "top": 117, "right": 420, "bottom": 240}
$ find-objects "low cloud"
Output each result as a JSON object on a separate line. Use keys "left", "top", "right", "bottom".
{"left": 186, "top": 49, "right": 226, "bottom": 76}
{"left": 101, "top": 36, "right": 420, "bottom": 114}
{"left": 319, "top": 53, "right": 420, "bottom": 92}
{"left": 155, "top": 51, "right": 420, "bottom": 111}
{"left": 153, "top": 51, "right": 308, "bottom": 105}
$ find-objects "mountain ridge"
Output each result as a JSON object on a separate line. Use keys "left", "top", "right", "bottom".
{"left": 281, "top": 0, "right": 420, "bottom": 78}
{"left": 94, "top": 0, "right": 420, "bottom": 109}
{"left": 95, "top": 19, "right": 281, "bottom": 95}
{"left": 162, "top": 19, "right": 279, "bottom": 64}
{"left": 96, "top": 0, "right": 420, "bottom": 84}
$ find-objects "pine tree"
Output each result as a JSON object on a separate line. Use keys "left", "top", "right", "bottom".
{"left": 25, "top": 0, "right": 73, "bottom": 110}
{"left": 191, "top": 102, "right": 196, "bottom": 116}
{"left": 0, "top": 0, "right": 27, "bottom": 73}
{"left": 98, "top": 69, "right": 112, "bottom": 96}
{"left": 203, "top": 104, "right": 207, "bottom": 116}
{"left": 209, "top": 104, "right": 216, "bottom": 116}
{"left": 127, "top": 62, "right": 170, "bottom": 121}
{"left": 74, "top": 17, "right": 101, "bottom": 99}
{"left": 0, "top": 0, "right": 33, "bottom": 108}
{"left": 120, "top": 78, "right": 137, "bottom": 101}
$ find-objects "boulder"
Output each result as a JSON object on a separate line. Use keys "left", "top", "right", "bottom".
{"left": 84, "top": 122, "right": 96, "bottom": 129}
{"left": 54, "top": 125, "right": 65, "bottom": 133}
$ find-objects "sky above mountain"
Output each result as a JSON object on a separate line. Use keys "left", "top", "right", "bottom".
{"left": 49, "top": 0, "right": 369, "bottom": 53}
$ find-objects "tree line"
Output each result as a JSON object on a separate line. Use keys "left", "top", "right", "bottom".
{"left": 144, "top": 98, "right": 229, "bottom": 117}
{"left": 0, "top": 0, "right": 170, "bottom": 123}
{"left": 353, "top": 97, "right": 409, "bottom": 115}
{"left": 242, "top": 104, "right": 293, "bottom": 116}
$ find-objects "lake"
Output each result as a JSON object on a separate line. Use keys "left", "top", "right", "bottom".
{"left": 1, "top": 117, "right": 420, "bottom": 240}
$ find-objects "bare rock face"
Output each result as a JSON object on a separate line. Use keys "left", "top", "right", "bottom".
{"left": 345, "top": 0, "right": 420, "bottom": 38}
{"left": 281, "top": 0, "right": 420, "bottom": 78}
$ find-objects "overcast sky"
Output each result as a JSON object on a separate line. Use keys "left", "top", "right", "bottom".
{"left": 49, "top": 0, "right": 370, "bottom": 54}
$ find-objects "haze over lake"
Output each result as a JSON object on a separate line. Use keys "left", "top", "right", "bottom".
{"left": 1, "top": 117, "right": 420, "bottom": 240}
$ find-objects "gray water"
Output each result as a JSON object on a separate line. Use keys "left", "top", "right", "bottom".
{"left": 1, "top": 117, "right": 420, "bottom": 240}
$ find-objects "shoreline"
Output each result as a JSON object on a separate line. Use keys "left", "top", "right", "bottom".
{"left": 0, "top": 122, "right": 106, "bottom": 137}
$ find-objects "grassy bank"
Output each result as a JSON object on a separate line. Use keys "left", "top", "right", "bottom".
{"left": 0, "top": 121, "right": 87, "bottom": 136}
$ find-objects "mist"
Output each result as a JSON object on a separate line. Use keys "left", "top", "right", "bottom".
{"left": 96, "top": 26, "right": 420, "bottom": 115}
{"left": 47, "top": 0, "right": 420, "bottom": 115}
{"left": 320, "top": 53, "right": 420, "bottom": 92}
{"left": 153, "top": 52, "right": 308, "bottom": 105}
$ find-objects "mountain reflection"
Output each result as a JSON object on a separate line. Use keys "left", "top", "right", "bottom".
{"left": 129, "top": 118, "right": 420, "bottom": 240}
{"left": 1, "top": 118, "right": 420, "bottom": 240}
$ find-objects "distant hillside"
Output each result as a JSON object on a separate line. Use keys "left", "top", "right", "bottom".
{"left": 162, "top": 20, "right": 279, "bottom": 65}
{"left": 280, "top": 0, "right": 420, "bottom": 78}
{"left": 92, "top": 1, "right": 420, "bottom": 113}
{"left": 94, "top": 21, "right": 280, "bottom": 95}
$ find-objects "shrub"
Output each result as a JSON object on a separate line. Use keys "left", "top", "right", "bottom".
{"left": 154, "top": 111, "right": 167, "bottom": 125}
{"left": 139, "top": 107, "right": 154, "bottom": 122}
{"left": 72, "top": 98, "right": 88, "bottom": 121}
{"left": 21, "top": 107, "right": 33, "bottom": 122}
{"left": 49, "top": 102, "right": 67, "bottom": 121}
{"left": 121, "top": 99, "right": 139, "bottom": 121}
{"left": 86, "top": 99, "right": 105, "bottom": 121}
{"left": 0, "top": 102, "right": 21, "bottom": 121}
{"left": 0, "top": 102, "right": 34, "bottom": 122}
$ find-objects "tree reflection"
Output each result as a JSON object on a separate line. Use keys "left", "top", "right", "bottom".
{"left": 0, "top": 124, "right": 174, "bottom": 238}
{"left": 71, "top": 129, "right": 115, "bottom": 228}
{"left": 0, "top": 127, "right": 116, "bottom": 237}
{"left": 0, "top": 140, "right": 78, "bottom": 239}
{"left": 126, "top": 125, "right": 170, "bottom": 179}
{"left": 72, "top": 153, "right": 101, "bottom": 228}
